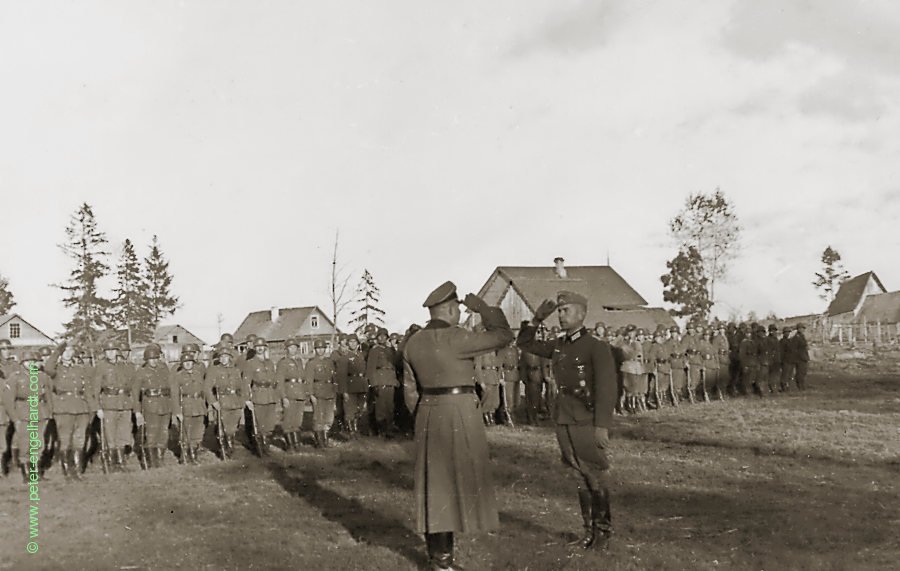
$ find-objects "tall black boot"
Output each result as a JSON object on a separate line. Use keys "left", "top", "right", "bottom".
{"left": 426, "top": 532, "right": 455, "bottom": 570}
{"left": 322, "top": 430, "right": 332, "bottom": 449}
{"left": 567, "top": 488, "right": 593, "bottom": 547}
{"left": 588, "top": 488, "right": 612, "bottom": 550}
{"left": 71, "top": 450, "right": 83, "bottom": 480}
{"left": 59, "top": 449, "right": 70, "bottom": 478}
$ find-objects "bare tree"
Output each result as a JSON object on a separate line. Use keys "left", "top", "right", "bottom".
{"left": 329, "top": 229, "right": 355, "bottom": 347}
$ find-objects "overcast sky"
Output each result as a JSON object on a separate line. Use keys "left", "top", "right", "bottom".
{"left": 1, "top": 0, "right": 898, "bottom": 344}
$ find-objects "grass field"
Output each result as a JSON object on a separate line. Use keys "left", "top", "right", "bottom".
{"left": 1, "top": 367, "right": 898, "bottom": 570}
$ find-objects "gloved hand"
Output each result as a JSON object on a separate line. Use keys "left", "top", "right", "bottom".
{"left": 533, "top": 299, "right": 558, "bottom": 322}
{"left": 462, "top": 293, "right": 488, "bottom": 313}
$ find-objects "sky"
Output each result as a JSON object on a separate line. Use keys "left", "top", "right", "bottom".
{"left": 1, "top": 0, "right": 898, "bottom": 344}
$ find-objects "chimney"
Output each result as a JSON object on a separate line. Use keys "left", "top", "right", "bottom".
{"left": 554, "top": 257, "right": 567, "bottom": 279}
{"left": 270, "top": 306, "right": 279, "bottom": 322}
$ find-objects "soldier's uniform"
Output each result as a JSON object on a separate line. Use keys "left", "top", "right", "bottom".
{"left": 738, "top": 327, "right": 759, "bottom": 396}
{"left": 541, "top": 326, "right": 560, "bottom": 416}
{"left": 305, "top": 340, "right": 337, "bottom": 448}
{"left": 0, "top": 339, "right": 15, "bottom": 474}
{"left": 171, "top": 353, "right": 207, "bottom": 464}
{"left": 646, "top": 327, "right": 671, "bottom": 405}
{"left": 366, "top": 329, "right": 398, "bottom": 435}
{"left": 669, "top": 327, "right": 688, "bottom": 397}
{"left": 521, "top": 349, "right": 544, "bottom": 424}
{"left": 764, "top": 325, "right": 782, "bottom": 393}
{"left": 778, "top": 327, "right": 794, "bottom": 391}
{"left": 695, "top": 329, "right": 714, "bottom": 401}
{"left": 711, "top": 328, "right": 730, "bottom": 399}
{"left": 236, "top": 334, "right": 259, "bottom": 377}
{"left": 204, "top": 346, "right": 249, "bottom": 458}
{"left": 619, "top": 327, "right": 645, "bottom": 413}
{"left": 333, "top": 334, "right": 368, "bottom": 436}
{"left": 133, "top": 346, "right": 175, "bottom": 467}
{"left": 402, "top": 282, "right": 511, "bottom": 569}
{"left": 45, "top": 344, "right": 96, "bottom": 477}
{"left": 498, "top": 343, "right": 520, "bottom": 412}
{"left": 94, "top": 342, "right": 136, "bottom": 470}
{"left": 683, "top": 328, "right": 705, "bottom": 400}
{"left": 243, "top": 338, "right": 281, "bottom": 452}
{"left": 474, "top": 348, "right": 502, "bottom": 425}
{"left": 728, "top": 324, "right": 747, "bottom": 394}
{"left": 2, "top": 354, "right": 53, "bottom": 482}
{"left": 277, "top": 337, "right": 308, "bottom": 451}
{"left": 517, "top": 291, "right": 618, "bottom": 551}
{"left": 782, "top": 324, "right": 809, "bottom": 390}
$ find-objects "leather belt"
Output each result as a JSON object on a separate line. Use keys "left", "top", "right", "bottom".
{"left": 376, "top": 366, "right": 394, "bottom": 370}
{"left": 657, "top": 359, "right": 669, "bottom": 363}
{"left": 527, "top": 366, "right": 541, "bottom": 371}
{"left": 422, "top": 386, "right": 476, "bottom": 396}
{"left": 16, "top": 396, "right": 48, "bottom": 402}
{"left": 183, "top": 392, "right": 204, "bottom": 399}
{"left": 219, "top": 388, "right": 242, "bottom": 396}
{"left": 54, "top": 389, "right": 86, "bottom": 396}
{"left": 284, "top": 378, "right": 303, "bottom": 384}
{"left": 101, "top": 387, "right": 131, "bottom": 396}
{"left": 483, "top": 366, "right": 500, "bottom": 371}
{"left": 143, "top": 388, "right": 171, "bottom": 397}
{"left": 253, "top": 381, "right": 275, "bottom": 388}
{"left": 313, "top": 379, "right": 334, "bottom": 383}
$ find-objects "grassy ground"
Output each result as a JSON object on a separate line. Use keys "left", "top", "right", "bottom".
{"left": 1, "top": 367, "right": 898, "bottom": 570}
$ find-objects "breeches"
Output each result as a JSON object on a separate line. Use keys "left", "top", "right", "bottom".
{"left": 344, "top": 393, "right": 367, "bottom": 421}
{"left": 13, "top": 418, "right": 49, "bottom": 453}
{"left": 55, "top": 413, "right": 90, "bottom": 450}
{"left": 313, "top": 398, "right": 336, "bottom": 431}
{"left": 555, "top": 424, "right": 611, "bottom": 491}
{"left": 283, "top": 399, "right": 308, "bottom": 431}
{"left": 375, "top": 387, "right": 395, "bottom": 424}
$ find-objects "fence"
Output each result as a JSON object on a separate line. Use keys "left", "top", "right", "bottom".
{"left": 807, "top": 318, "right": 900, "bottom": 347}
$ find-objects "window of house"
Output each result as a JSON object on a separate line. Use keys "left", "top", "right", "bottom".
{"left": 9, "top": 323, "right": 20, "bottom": 338}
{"left": 311, "top": 315, "right": 319, "bottom": 328}
{"left": 173, "top": 335, "right": 178, "bottom": 343}
{"left": 300, "top": 342, "right": 309, "bottom": 355}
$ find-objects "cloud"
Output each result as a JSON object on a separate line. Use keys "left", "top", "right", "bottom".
{"left": 506, "top": 0, "right": 627, "bottom": 58}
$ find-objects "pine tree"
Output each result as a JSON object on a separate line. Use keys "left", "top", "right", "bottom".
{"left": 112, "top": 239, "right": 154, "bottom": 344}
{"left": 0, "top": 273, "right": 15, "bottom": 315}
{"left": 813, "top": 246, "right": 851, "bottom": 303}
{"left": 56, "top": 203, "right": 112, "bottom": 352}
{"left": 348, "top": 269, "right": 386, "bottom": 334}
{"left": 143, "top": 235, "right": 179, "bottom": 327}
{"left": 660, "top": 246, "right": 713, "bottom": 327}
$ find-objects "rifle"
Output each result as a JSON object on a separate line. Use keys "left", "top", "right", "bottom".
{"left": 138, "top": 417, "right": 148, "bottom": 470}
{"left": 699, "top": 367, "right": 710, "bottom": 402}
{"left": 652, "top": 372, "right": 662, "bottom": 409}
{"left": 684, "top": 367, "right": 696, "bottom": 404}
{"left": 247, "top": 385, "right": 264, "bottom": 456}
{"left": 499, "top": 371, "right": 514, "bottom": 428}
{"left": 667, "top": 370, "right": 679, "bottom": 407}
{"left": 98, "top": 414, "right": 109, "bottom": 475}
{"left": 177, "top": 388, "right": 187, "bottom": 465}
{"left": 214, "top": 395, "right": 226, "bottom": 461}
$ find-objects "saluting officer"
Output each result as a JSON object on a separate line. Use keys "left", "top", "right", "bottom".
{"left": 133, "top": 345, "right": 174, "bottom": 467}
{"left": 243, "top": 337, "right": 281, "bottom": 454}
{"left": 517, "top": 291, "right": 618, "bottom": 551}
{"left": 93, "top": 340, "right": 135, "bottom": 471}
{"left": 305, "top": 339, "right": 337, "bottom": 448}
{"left": 402, "top": 282, "right": 512, "bottom": 570}
{"left": 45, "top": 341, "right": 96, "bottom": 478}
{"left": 171, "top": 352, "right": 207, "bottom": 464}
{"left": 204, "top": 346, "right": 248, "bottom": 458}
{"left": 366, "top": 328, "right": 398, "bottom": 436}
{"left": 3, "top": 352, "right": 53, "bottom": 482}
{"left": 277, "top": 337, "right": 308, "bottom": 452}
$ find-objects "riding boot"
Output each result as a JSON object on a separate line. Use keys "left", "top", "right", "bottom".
{"left": 155, "top": 447, "right": 165, "bottom": 467}
{"left": 426, "top": 532, "right": 455, "bottom": 570}
{"left": 60, "top": 449, "right": 70, "bottom": 478}
{"left": 71, "top": 450, "right": 83, "bottom": 479}
{"left": 323, "top": 430, "right": 332, "bottom": 449}
{"left": 567, "top": 488, "right": 593, "bottom": 547}
{"left": 588, "top": 488, "right": 612, "bottom": 550}
{"left": 294, "top": 431, "right": 304, "bottom": 451}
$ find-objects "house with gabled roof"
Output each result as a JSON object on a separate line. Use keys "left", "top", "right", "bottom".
{"left": 826, "top": 272, "right": 887, "bottom": 323}
{"left": 853, "top": 291, "right": 900, "bottom": 325}
{"left": 470, "top": 257, "right": 675, "bottom": 332}
{"left": 120, "top": 324, "right": 207, "bottom": 365}
{"left": 232, "top": 306, "right": 336, "bottom": 359}
{"left": 0, "top": 313, "right": 55, "bottom": 359}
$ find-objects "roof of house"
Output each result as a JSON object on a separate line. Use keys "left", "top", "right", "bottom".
{"left": 0, "top": 313, "right": 54, "bottom": 342}
{"left": 826, "top": 272, "right": 886, "bottom": 316}
{"left": 232, "top": 306, "right": 334, "bottom": 343}
{"left": 479, "top": 265, "right": 648, "bottom": 312}
{"left": 854, "top": 291, "right": 900, "bottom": 324}
{"left": 153, "top": 324, "right": 205, "bottom": 346}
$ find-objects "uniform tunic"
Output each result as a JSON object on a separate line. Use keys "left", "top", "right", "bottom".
{"left": 171, "top": 365, "right": 208, "bottom": 447}
{"left": 520, "top": 351, "right": 543, "bottom": 422}
{"left": 738, "top": 337, "right": 759, "bottom": 394}
{"left": 474, "top": 350, "right": 502, "bottom": 415}
{"left": 134, "top": 362, "right": 175, "bottom": 449}
{"left": 711, "top": 334, "right": 730, "bottom": 392}
{"left": 402, "top": 307, "right": 513, "bottom": 534}
{"left": 764, "top": 334, "right": 782, "bottom": 390}
{"left": 366, "top": 344, "right": 398, "bottom": 426}
{"left": 3, "top": 364, "right": 53, "bottom": 452}
{"left": 243, "top": 357, "right": 281, "bottom": 434}
{"left": 46, "top": 358, "right": 96, "bottom": 450}
{"left": 277, "top": 355, "right": 308, "bottom": 432}
{"left": 517, "top": 325, "right": 618, "bottom": 490}
{"left": 304, "top": 355, "right": 336, "bottom": 431}
{"left": 93, "top": 359, "right": 135, "bottom": 448}
{"left": 204, "top": 362, "right": 249, "bottom": 436}
{"left": 334, "top": 348, "right": 368, "bottom": 422}
{"left": 619, "top": 340, "right": 645, "bottom": 396}
{"left": 782, "top": 332, "right": 809, "bottom": 389}
{"left": 498, "top": 345, "right": 520, "bottom": 409}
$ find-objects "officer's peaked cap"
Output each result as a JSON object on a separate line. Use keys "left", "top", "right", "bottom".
{"left": 423, "top": 281, "right": 459, "bottom": 308}
{"left": 556, "top": 290, "right": 587, "bottom": 308}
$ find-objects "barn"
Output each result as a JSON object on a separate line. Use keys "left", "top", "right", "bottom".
{"left": 232, "top": 306, "right": 337, "bottom": 361}
{"left": 826, "top": 272, "right": 887, "bottom": 323}
{"left": 470, "top": 257, "right": 676, "bottom": 332}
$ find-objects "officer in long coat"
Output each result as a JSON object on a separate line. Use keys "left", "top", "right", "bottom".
{"left": 517, "top": 291, "right": 618, "bottom": 551}
{"left": 402, "top": 281, "right": 512, "bottom": 570}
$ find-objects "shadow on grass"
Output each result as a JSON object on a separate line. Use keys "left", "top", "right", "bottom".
{"left": 268, "top": 463, "right": 428, "bottom": 569}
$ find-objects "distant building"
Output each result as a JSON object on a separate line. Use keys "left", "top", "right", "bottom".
{"left": 853, "top": 291, "right": 900, "bottom": 325}
{"left": 826, "top": 272, "right": 887, "bottom": 323}
{"left": 126, "top": 324, "right": 206, "bottom": 365}
{"left": 470, "top": 257, "right": 676, "bottom": 332}
{"left": 232, "top": 306, "right": 337, "bottom": 360}
{"left": 0, "top": 313, "right": 55, "bottom": 359}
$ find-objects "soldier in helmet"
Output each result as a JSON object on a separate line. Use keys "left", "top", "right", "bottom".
{"left": 520, "top": 329, "right": 545, "bottom": 425}
{"left": 210, "top": 333, "right": 235, "bottom": 367}
{"left": 237, "top": 334, "right": 259, "bottom": 376}
{"left": 764, "top": 324, "right": 782, "bottom": 394}
{"left": 117, "top": 342, "right": 132, "bottom": 366}
{"left": 710, "top": 324, "right": 730, "bottom": 400}
{"left": 474, "top": 325, "right": 503, "bottom": 426}
{"left": 171, "top": 351, "right": 207, "bottom": 464}
{"left": 243, "top": 337, "right": 281, "bottom": 454}
{"left": 181, "top": 342, "right": 206, "bottom": 377}
{"left": 305, "top": 339, "right": 337, "bottom": 448}
{"left": 0, "top": 338, "right": 14, "bottom": 475}
{"left": 38, "top": 346, "right": 53, "bottom": 370}
{"left": 45, "top": 341, "right": 97, "bottom": 478}
{"left": 498, "top": 339, "right": 521, "bottom": 418}
{"left": 333, "top": 334, "right": 368, "bottom": 438}
{"left": 133, "top": 345, "right": 174, "bottom": 467}
{"left": 2, "top": 351, "right": 53, "bottom": 482}
{"left": 331, "top": 334, "right": 349, "bottom": 435}
{"left": 366, "top": 328, "right": 399, "bottom": 436}
{"left": 738, "top": 325, "right": 760, "bottom": 397}
{"left": 619, "top": 325, "right": 645, "bottom": 413}
{"left": 204, "top": 345, "right": 248, "bottom": 458}
{"left": 669, "top": 325, "right": 688, "bottom": 402}
{"left": 93, "top": 340, "right": 136, "bottom": 471}
{"left": 277, "top": 337, "right": 307, "bottom": 451}
{"left": 645, "top": 326, "right": 670, "bottom": 407}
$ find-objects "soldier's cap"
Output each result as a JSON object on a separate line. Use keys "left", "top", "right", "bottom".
{"left": 285, "top": 337, "right": 299, "bottom": 348}
{"left": 103, "top": 340, "right": 119, "bottom": 351}
{"left": 593, "top": 322, "right": 606, "bottom": 330}
{"left": 180, "top": 352, "right": 195, "bottom": 363}
{"left": 253, "top": 337, "right": 268, "bottom": 348}
{"left": 346, "top": 334, "right": 359, "bottom": 343}
{"left": 0, "top": 338, "right": 11, "bottom": 349}
{"left": 143, "top": 346, "right": 162, "bottom": 360}
{"left": 377, "top": 327, "right": 389, "bottom": 338}
{"left": 246, "top": 333, "right": 258, "bottom": 343}
{"left": 39, "top": 346, "right": 53, "bottom": 357}
{"left": 313, "top": 339, "right": 327, "bottom": 349}
{"left": 220, "top": 333, "right": 234, "bottom": 342}
{"left": 22, "top": 350, "right": 40, "bottom": 362}
{"left": 556, "top": 290, "right": 587, "bottom": 308}
{"left": 768, "top": 324, "right": 779, "bottom": 332}
{"left": 118, "top": 342, "right": 131, "bottom": 352}
{"left": 423, "top": 280, "right": 458, "bottom": 308}
{"left": 183, "top": 342, "right": 201, "bottom": 353}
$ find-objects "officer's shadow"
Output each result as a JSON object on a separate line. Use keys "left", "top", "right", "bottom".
{"left": 268, "top": 463, "right": 428, "bottom": 568}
